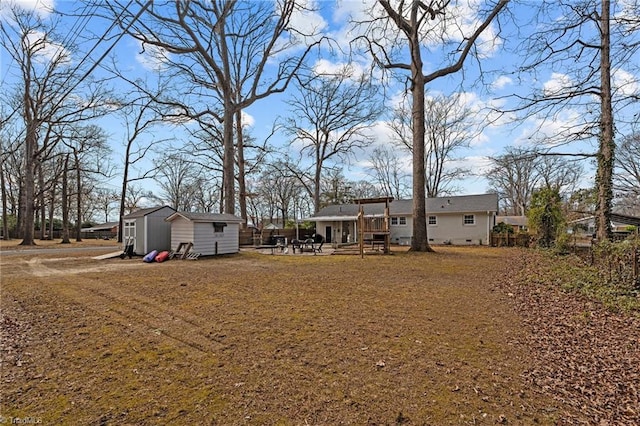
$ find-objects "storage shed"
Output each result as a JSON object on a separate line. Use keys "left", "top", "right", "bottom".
{"left": 122, "top": 206, "right": 176, "bottom": 255}
{"left": 165, "top": 212, "right": 244, "bottom": 256}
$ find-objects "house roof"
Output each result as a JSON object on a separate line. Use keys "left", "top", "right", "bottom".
{"left": 123, "top": 205, "right": 175, "bottom": 219}
{"left": 496, "top": 216, "right": 528, "bottom": 227}
{"left": 310, "top": 193, "right": 499, "bottom": 220}
{"left": 81, "top": 222, "right": 119, "bottom": 232}
{"left": 569, "top": 213, "right": 640, "bottom": 227}
{"left": 165, "top": 211, "right": 244, "bottom": 223}
{"left": 427, "top": 193, "right": 499, "bottom": 213}
{"left": 611, "top": 213, "right": 640, "bottom": 227}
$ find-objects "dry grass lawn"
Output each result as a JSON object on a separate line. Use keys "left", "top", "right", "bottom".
{"left": 1, "top": 245, "right": 572, "bottom": 424}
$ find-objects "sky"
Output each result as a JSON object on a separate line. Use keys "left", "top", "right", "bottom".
{"left": 2, "top": 0, "right": 639, "bottom": 217}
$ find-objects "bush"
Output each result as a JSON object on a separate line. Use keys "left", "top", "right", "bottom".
{"left": 493, "top": 222, "right": 514, "bottom": 234}
{"left": 591, "top": 237, "right": 640, "bottom": 290}
{"left": 525, "top": 248, "right": 640, "bottom": 312}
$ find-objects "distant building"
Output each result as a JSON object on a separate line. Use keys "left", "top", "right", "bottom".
{"left": 496, "top": 216, "right": 528, "bottom": 231}
{"left": 309, "top": 193, "right": 498, "bottom": 246}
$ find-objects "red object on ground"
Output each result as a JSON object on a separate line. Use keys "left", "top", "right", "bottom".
{"left": 155, "top": 250, "right": 170, "bottom": 263}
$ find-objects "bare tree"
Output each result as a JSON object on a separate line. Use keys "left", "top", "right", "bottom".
{"left": 366, "top": 146, "right": 410, "bottom": 199}
{"left": 124, "top": 184, "right": 155, "bottom": 214}
{"left": 536, "top": 155, "right": 583, "bottom": 196}
{"left": 486, "top": 147, "right": 583, "bottom": 215}
{"left": 191, "top": 176, "right": 221, "bottom": 213}
{"left": 486, "top": 147, "right": 540, "bottom": 215}
{"left": 358, "top": 0, "right": 508, "bottom": 251}
{"left": 505, "top": 0, "right": 640, "bottom": 240}
{"left": 187, "top": 116, "right": 269, "bottom": 215}
{"left": 256, "top": 161, "right": 303, "bottom": 226}
{"left": 0, "top": 113, "right": 22, "bottom": 240}
{"left": 154, "top": 153, "right": 203, "bottom": 212}
{"left": 614, "top": 134, "right": 640, "bottom": 212}
{"left": 319, "top": 168, "right": 357, "bottom": 207}
{"left": 61, "top": 124, "right": 111, "bottom": 241}
{"left": 389, "top": 93, "right": 475, "bottom": 197}
{"left": 105, "top": 0, "right": 324, "bottom": 218}
{"left": 350, "top": 179, "right": 382, "bottom": 200}
{"left": 106, "top": 77, "right": 172, "bottom": 242}
{"left": 1, "top": 5, "right": 111, "bottom": 245}
{"left": 93, "top": 188, "right": 120, "bottom": 223}
{"left": 284, "top": 67, "right": 383, "bottom": 212}
{"left": 60, "top": 153, "right": 72, "bottom": 244}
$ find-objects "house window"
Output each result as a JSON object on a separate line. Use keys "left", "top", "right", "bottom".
{"left": 391, "top": 216, "right": 406, "bottom": 226}
{"left": 463, "top": 214, "right": 475, "bottom": 225}
{"left": 428, "top": 215, "right": 437, "bottom": 225}
{"left": 213, "top": 222, "right": 226, "bottom": 233}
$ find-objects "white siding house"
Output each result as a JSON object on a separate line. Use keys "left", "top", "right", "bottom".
{"left": 122, "top": 206, "right": 176, "bottom": 255}
{"left": 165, "top": 212, "right": 244, "bottom": 256}
{"left": 310, "top": 194, "right": 498, "bottom": 246}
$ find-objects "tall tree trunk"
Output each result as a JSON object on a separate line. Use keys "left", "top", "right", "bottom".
{"left": 74, "top": 149, "right": 83, "bottom": 242}
{"left": 61, "top": 154, "right": 70, "bottom": 244}
{"left": 223, "top": 103, "right": 235, "bottom": 214}
{"left": 410, "top": 27, "right": 433, "bottom": 252}
{"left": 48, "top": 181, "right": 56, "bottom": 240}
{"left": 17, "top": 184, "right": 24, "bottom": 238}
{"left": 1, "top": 162, "right": 9, "bottom": 240}
{"left": 19, "top": 41, "right": 36, "bottom": 245}
{"left": 20, "top": 122, "right": 37, "bottom": 245}
{"left": 236, "top": 109, "right": 247, "bottom": 226}
{"left": 313, "top": 156, "right": 322, "bottom": 213}
{"left": 37, "top": 160, "right": 46, "bottom": 239}
{"left": 118, "top": 142, "right": 132, "bottom": 244}
{"left": 595, "top": 0, "right": 614, "bottom": 242}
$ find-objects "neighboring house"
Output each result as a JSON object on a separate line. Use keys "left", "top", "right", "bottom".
{"left": 568, "top": 213, "right": 640, "bottom": 237}
{"left": 122, "top": 206, "right": 176, "bottom": 255}
{"left": 310, "top": 193, "right": 499, "bottom": 246}
{"left": 165, "top": 212, "right": 244, "bottom": 256}
{"left": 81, "top": 222, "right": 119, "bottom": 239}
{"left": 496, "top": 216, "right": 528, "bottom": 231}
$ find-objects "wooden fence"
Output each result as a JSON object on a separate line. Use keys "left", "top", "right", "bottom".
{"left": 490, "top": 232, "right": 531, "bottom": 247}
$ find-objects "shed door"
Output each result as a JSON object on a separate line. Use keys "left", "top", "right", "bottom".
{"left": 124, "top": 220, "right": 136, "bottom": 249}
{"left": 325, "top": 226, "right": 332, "bottom": 244}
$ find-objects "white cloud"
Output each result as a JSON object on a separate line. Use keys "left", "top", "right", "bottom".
{"left": 445, "top": 0, "right": 504, "bottom": 57}
{"left": 241, "top": 111, "right": 255, "bottom": 128}
{"left": 452, "top": 154, "right": 494, "bottom": 175}
{"left": 512, "top": 108, "right": 585, "bottom": 149}
{"left": 543, "top": 72, "right": 573, "bottom": 97}
{"left": 290, "top": 0, "right": 327, "bottom": 41}
{"left": 0, "top": 0, "right": 53, "bottom": 20}
{"left": 26, "top": 29, "right": 71, "bottom": 64}
{"left": 613, "top": 67, "right": 639, "bottom": 97}
{"left": 492, "top": 75, "right": 512, "bottom": 90}
{"left": 615, "top": 0, "right": 640, "bottom": 30}
{"left": 313, "top": 58, "right": 365, "bottom": 79}
{"left": 135, "top": 39, "right": 170, "bottom": 71}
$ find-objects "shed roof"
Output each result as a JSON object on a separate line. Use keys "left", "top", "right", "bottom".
{"left": 311, "top": 194, "right": 499, "bottom": 220}
{"left": 123, "top": 205, "right": 175, "bottom": 219}
{"left": 165, "top": 212, "right": 244, "bottom": 223}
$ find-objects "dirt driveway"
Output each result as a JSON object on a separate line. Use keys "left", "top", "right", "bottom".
{"left": 1, "top": 247, "right": 572, "bottom": 424}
